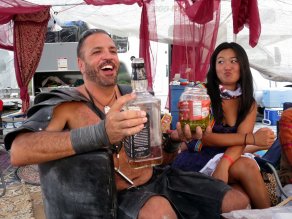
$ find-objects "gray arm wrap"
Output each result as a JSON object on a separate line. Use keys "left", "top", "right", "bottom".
{"left": 70, "top": 120, "right": 111, "bottom": 154}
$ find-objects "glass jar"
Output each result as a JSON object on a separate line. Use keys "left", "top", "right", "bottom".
{"left": 178, "top": 86, "right": 211, "bottom": 131}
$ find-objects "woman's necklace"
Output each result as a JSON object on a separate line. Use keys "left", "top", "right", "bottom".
{"left": 85, "top": 86, "right": 116, "bottom": 114}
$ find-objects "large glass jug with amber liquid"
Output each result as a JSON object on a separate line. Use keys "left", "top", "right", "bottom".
{"left": 124, "top": 58, "right": 163, "bottom": 169}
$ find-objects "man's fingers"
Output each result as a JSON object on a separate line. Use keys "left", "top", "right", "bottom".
{"left": 107, "top": 108, "right": 147, "bottom": 123}
{"left": 109, "top": 93, "right": 136, "bottom": 112}
{"left": 115, "top": 116, "right": 147, "bottom": 129}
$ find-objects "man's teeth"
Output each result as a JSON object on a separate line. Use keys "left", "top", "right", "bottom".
{"left": 101, "top": 65, "right": 113, "bottom": 70}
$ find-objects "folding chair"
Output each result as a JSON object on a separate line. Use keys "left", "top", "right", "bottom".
{"left": 254, "top": 138, "right": 289, "bottom": 200}
{"left": 255, "top": 102, "right": 292, "bottom": 204}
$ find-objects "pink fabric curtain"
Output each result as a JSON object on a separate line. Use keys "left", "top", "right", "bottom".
{"left": 14, "top": 9, "right": 50, "bottom": 112}
{"left": 231, "top": 0, "right": 261, "bottom": 47}
{"left": 0, "top": 0, "right": 50, "bottom": 112}
{"left": 171, "top": 0, "right": 221, "bottom": 82}
{"left": 0, "top": 0, "right": 49, "bottom": 50}
{"left": 0, "top": 22, "right": 13, "bottom": 51}
{"left": 139, "top": 0, "right": 157, "bottom": 92}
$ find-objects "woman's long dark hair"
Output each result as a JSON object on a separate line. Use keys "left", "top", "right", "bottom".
{"left": 206, "top": 42, "right": 255, "bottom": 126}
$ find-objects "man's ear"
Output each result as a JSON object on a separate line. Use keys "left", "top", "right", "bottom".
{"left": 77, "top": 57, "right": 85, "bottom": 73}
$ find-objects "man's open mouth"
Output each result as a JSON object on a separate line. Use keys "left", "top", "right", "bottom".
{"left": 101, "top": 65, "right": 114, "bottom": 71}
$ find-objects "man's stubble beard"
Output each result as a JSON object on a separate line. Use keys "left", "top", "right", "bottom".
{"left": 84, "top": 63, "right": 118, "bottom": 87}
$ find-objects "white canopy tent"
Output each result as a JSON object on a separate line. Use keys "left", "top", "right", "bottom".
{"left": 29, "top": 0, "right": 292, "bottom": 81}
{"left": 1, "top": 0, "right": 292, "bottom": 91}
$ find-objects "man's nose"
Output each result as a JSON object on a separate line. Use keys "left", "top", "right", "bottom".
{"left": 102, "top": 50, "right": 114, "bottom": 59}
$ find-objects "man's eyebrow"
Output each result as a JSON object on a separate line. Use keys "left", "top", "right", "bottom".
{"left": 91, "top": 46, "right": 117, "bottom": 50}
{"left": 92, "top": 46, "right": 102, "bottom": 50}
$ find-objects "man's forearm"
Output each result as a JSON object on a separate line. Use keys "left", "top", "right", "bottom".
{"left": 10, "top": 131, "right": 75, "bottom": 166}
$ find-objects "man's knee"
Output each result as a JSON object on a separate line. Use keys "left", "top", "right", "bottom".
{"left": 221, "top": 188, "right": 250, "bottom": 213}
{"left": 138, "top": 196, "right": 177, "bottom": 219}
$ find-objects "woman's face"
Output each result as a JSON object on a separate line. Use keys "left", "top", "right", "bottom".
{"left": 215, "top": 48, "right": 240, "bottom": 90}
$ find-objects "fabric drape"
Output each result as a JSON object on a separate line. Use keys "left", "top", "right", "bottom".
{"left": 171, "top": 0, "right": 221, "bottom": 82}
{"left": 231, "top": 0, "right": 261, "bottom": 47}
{"left": 0, "top": 0, "right": 49, "bottom": 51}
{"left": 0, "top": 0, "right": 50, "bottom": 112}
{"left": 184, "top": 0, "right": 215, "bottom": 24}
{"left": 139, "top": 0, "right": 157, "bottom": 91}
{"left": 13, "top": 8, "right": 50, "bottom": 112}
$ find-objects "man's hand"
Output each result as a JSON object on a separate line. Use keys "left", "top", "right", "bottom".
{"left": 254, "top": 127, "right": 276, "bottom": 147}
{"left": 105, "top": 93, "right": 147, "bottom": 144}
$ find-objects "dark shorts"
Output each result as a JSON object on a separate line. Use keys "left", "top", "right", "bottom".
{"left": 117, "top": 166, "right": 231, "bottom": 219}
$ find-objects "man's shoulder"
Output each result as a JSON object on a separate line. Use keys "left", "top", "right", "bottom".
{"left": 28, "top": 88, "right": 87, "bottom": 117}
{"left": 34, "top": 88, "right": 86, "bottom": 104}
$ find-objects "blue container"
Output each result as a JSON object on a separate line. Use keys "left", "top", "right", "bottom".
{"left": 170, "top": 85, "right": 186, "bottom": 129}
{"left": 170, "top": 85, "right": 185, "bottom": 111}
{"left": 262, "top": 108, "right": 282, "bottom": 126}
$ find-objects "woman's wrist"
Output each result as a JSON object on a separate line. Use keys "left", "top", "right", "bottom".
{"left": 243, "top": 133, "right": 256, "bottom": 146}
{"left": 221, "top": 154, "right": 234, "bottom": 165}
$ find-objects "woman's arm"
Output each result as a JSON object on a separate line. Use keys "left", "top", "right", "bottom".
{"left": 210, "top": 102, "right": 257, "bottom": 182}
{"left": 202, "top": 102, "right": 257, "bottom": 147}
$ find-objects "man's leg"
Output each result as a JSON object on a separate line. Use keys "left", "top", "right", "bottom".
{"left": 138, "top": 196, "right": 177, "bottom": 219}
{"left": 221, "top": 188, "right": 250, "bottom": 213}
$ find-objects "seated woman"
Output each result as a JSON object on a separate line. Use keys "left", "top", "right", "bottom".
{"left": 172, "top": 42, "right": 276, "bottom": 209}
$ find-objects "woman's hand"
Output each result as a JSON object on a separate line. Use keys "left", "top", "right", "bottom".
{"left": 170, "top": 122, "right": 204, "bottom": 142}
